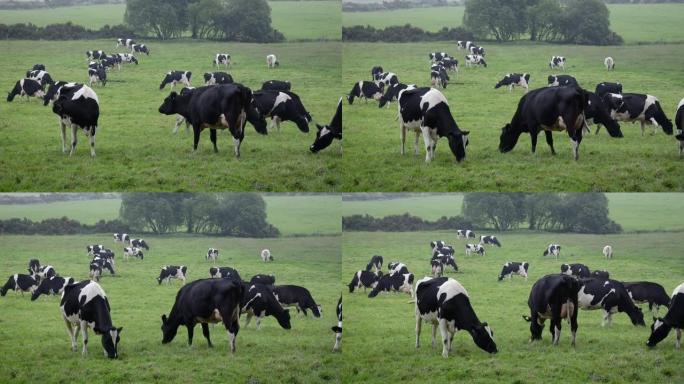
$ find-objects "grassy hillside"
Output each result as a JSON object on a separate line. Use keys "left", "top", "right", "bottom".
{"left": 0, "top": 234, "right": 341, "bottom": 383}
{"left": 341, "top": 230, "right": 683, "bottom": 383}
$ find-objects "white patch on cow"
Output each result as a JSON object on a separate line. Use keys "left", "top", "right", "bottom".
{"left": 672, "top": 283, "right": 684, "bottom": 297}
{"left": 71, "top": 85, "right": 99, "bottom": 103}
{"left": 436, "top": 278, "right": 468, "bottom": 303}
{"left": 653, "top": 319, "right": 664, "bottom": 332}
{"left": 79, "top": 281, "right": 106, "bottom": 306}
{"left": 271, "top": 92, "right": 292, "bottom": 113}
{"left": 420, "top": 88, "right": 448, "bottom": 113}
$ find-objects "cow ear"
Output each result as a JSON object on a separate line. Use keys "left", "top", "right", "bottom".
{"left": 169, "top": 92, "right": 178, "bottom": 99}
{"left": 652, "top": 316, "right": 657, "bottom": 322}
{"left": 316, "top": 124, "right": 324, "bottom": 131}
{"left": 461, "top": 130, "right": 470, "bottom": 136}
{"left": 117, "top": 327, "right": 123, "bottom": 334}
{"left": 283, "top": 309, "right": 290, "bottom": 314}
{"left": 482, "top": 322, "right": 488, "bottom": 327}
{"left": 161, "top": 314, "right": 167, "bottom": 324}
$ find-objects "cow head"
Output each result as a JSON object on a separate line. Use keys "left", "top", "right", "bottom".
{"left": 470, "top": 322, "right": 498, "bottom": 354}
{"left": 158, "top": 92, "right": 179, "bottom": 115}
{"left": 30, "top": 278, "right": 51, "bottom": 301}
{"left": 275, "top": 308, "right": 291, "bottom": 329}
{"left": 247, "top": 97, "right": 268, "bottom": 135}
{"left": 627, "top": 306, "right": 645, "bottom": 326}
{"left": 310, "top": 123, "right": 340, "bottom": 153}
{"left": 161, "top": 314, "right": 179, "bottom": 344}
{"left": 647, "top": 317, "right": 672, "bottom": 347}
{"left": 499, "top": 123, "right": 523, "bottom": 153}
{"left": 99, "top": 326, "right": 122, "bottom": 359}
{"left": 446, "top": 130, "right": 469, "bottom": 162}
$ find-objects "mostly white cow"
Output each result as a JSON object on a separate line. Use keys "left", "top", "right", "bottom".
{"left": 495, "top": 73, "right": 530, "bottom": 93}
{"left": 157, "top": 266, "right": 187, "bottom": 285}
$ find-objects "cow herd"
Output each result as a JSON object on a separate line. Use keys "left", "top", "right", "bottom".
{"left": 348, "top": 229, "right": 683, "bottom": 356}
{"left": 348, "top": 42, "right": 684, "bottom": 163}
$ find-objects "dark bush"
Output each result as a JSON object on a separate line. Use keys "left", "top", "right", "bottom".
{"left": 343, "top": 24, "right": 474, "bottom": 43}
{"left": 343, "top": 213, "right": 473, "bottom": 232}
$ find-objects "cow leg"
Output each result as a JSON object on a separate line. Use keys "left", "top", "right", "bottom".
{"left": 676, "top": 328, "right": 681, "bottom": 349}
{"left": 60, "top": 120, "right": 68, "bottom": 153}
{"left": 187, "top": 324, "right": 195, "bottom": 345}
{"left": 421, "top": 127, "right": 433, "bottom": 162}
{"left": 244, "top": 312, "right": 253, "bottom": 327}
{"left": 530, "top": 131, "right": 538, "bottom": 153}
{"left": 255, "top": 315, "right": 263, "bottom": 330}
{"left": 70, "top": 125, "right": 78, "bottom": 156}
{"left": 542, "top": 131, "right": 557, "bottom": 155}
{"left": 192, "top": 126, "right": 201, "bottom": 152}
{"left": 400, "top": 124, "right": 407, "bottom": 155}
{"left": 438, "top": 319, "right": 450, "bottom": 358}
{"left": 415, "top": 314, "right": 422, "bottom": 348}
{"left": 226, "top": 321, "right": 239, "bottom": 354}
{"left": 210, "top": 129, "right": 218, "bottom": 153}
{"left": 80, "top": 321, "right": 89, "bottom": 356}
{"left": 431, "top": 323, "right": 437, "bottom": 348}
{"left": 275, "top": 117, "right": 281, "bottom": 132}
{"left": 414, "top": 130, "right": 421, "bottom": 155}
{"left": 64, "top": 319, "right": 78, "bottom": 352}
{"left": 233, "top": 137, "right": 241, "bottom": 158}
{"left": 601, "top": 310, "right": 611, "bottom": 327}
{"left": 640, "top": 121, "right": 645, "bottom": 136}
{"left": 88, "top": 129, "right": 96, "bottom": 157}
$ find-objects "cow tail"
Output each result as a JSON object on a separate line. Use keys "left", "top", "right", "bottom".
{"left": 566, "top": 299, "right": 573, "bottom": 326}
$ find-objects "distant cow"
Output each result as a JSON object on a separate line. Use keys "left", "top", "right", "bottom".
{"left": 203, "top": 72, "right": 233, "bottom": 85}
{"left": 415, "top": 277, "right": 497, "bottom": 357}
{"left": 0, "top": 274, "right": 38, "bottom": 296}
{"left": 31, "top": 276, "right": 75, "bottom": 301}
{"left": 602, "top": 93, "right": 673, "bottom": 136}
{"left": 375, "top": 72, "right": 399, "bottom": 88}
{"left": 578, "top": 278, "right": 645, "bottom": 326}
{"left": 206, "top": 248, "right": 219, "bottom": 262}
{"left": 7, "top": 79, "right": 45, "bottom": 102}
{"left": 431, "top": 240, "right": 446, "bottom": 251}
{"left": 161, "top": 278, "right": 243, "bottom": 352}
{"left": 87, "top": 245, "right": 104, "bottom": 256}
{"left": 498, "top": 262, "right": 529, "bottom": 281}
{"left": 479, "top": 235, "right": 501, "bottom": 247}
{"left": 428, "top": 52, "right": 449, "bottom": 63}
{"left": 348, "top": 270, "right": 381, "bottom": 293}
{"left": 543, "top": 244, "right": 561, "bottom": 258}
{"left": 113, "top": 233, "right": 130, "bottom": 243}
{"left": 592, "top": 270, "right": 610, "bottom": 279}
{"left": 465, "top": 244, "right": 485, "bottom": 256}
{"left": 116, "top": 38, "right": 135, "bottom": 48}
{"left": 523, "top": 274, "right": 580, "bottom": 345}
{"left": 250, "top": 274, "right": 275, "bottom": 287}
{"left": 495, "top": 73, "right": 530, "bottom": 93}
{"left": 266, "top": 54, "right": 279, "bottom": 69}
{"left": 371, "top": 66, "right": 384, "bottom": 81}
{"left": 242, "top": 283, "right": 292, "bottom": 330}
{"left": 456, "top": 230, "right": 475, "bottom": 239}
{"left": 273, "top": 285, "right": 321, "bottom": 317}
{"left": 261, "top": 80, "right": 291, "bottom": 91}
{"left": 213, "top": 53, "right": 231, "bottom": 69}
{"left": 86, "top": 50, "right": 106, "bottom": 60}
{"left": 310, "top": 97, "right": 342, "bottom": 153}
{"left": 549, "top": 56, "right": 566, "bottom": 70}
{"left": 61, "top": 280, "right": 122, "bottom": 358}
{"left": 624, "top": 281, "right": 671, "bottom": 315}
{"left": 89, "top": 261, "right": 103, "bottom": 281}
{"left": 28, "top": 259, "right": 41, "bottom": 276}
{"left": 365, "top": 255, "right": 383, "bottom": 272}
{"left": 51, "top": 84, "right": 100, "bottom": 157}
{"left": 261, "top": 249, "right": 273, "bottom": 262}
{"left": 131, "top": 44, "right": 149, "bottom": 55}
{"left": 130, "top": 238, "right": 149, "bottom": 250}
{"left": 159, "top": 71, "right": 192, "bottom": 90}
{"left": 332, "top": 295, "right": 342, "bottom": 352}
{"left": 431, "top": 259, "right": 444, "bottom": 277}
{"left": 388, "top": 262, "right": 409, "bottom": 276}
{"left": 469, "top": 45, "right": 485, "bottom": 56}
{"left": 432, "top": 253, "right": 458, "bottom": 273}
{"left": 603, "top": 245, "right": 613, "bottom": 259}
{"left": 430, "top": 66, "right": 449, "bottom": 89}
{"left": 595, "top": 82, "right": 622, "bottom": 98}
{"left": 561, "top": 263, "right": 590, "bottom": 278}
{"left": 157, "top": 266, "right": 187, "bottom": 285}
{"left": 26, "top": 70, "right": 54, "bottom": 87}
{"left": 123, "top": 247, "right": 144, "bottom": 261}
{"left": 368, "top": 273, "right": 414, "bottom": 298}
{"left": 32, "top": 64, "right": 46, "bottom": 71}
{"left": 604, "top": 57, "right": 615, "bottom": 70}
{"left": 209, "top": 266, "right": 241, "bottom": 280}
{"left": 646, "top": 282, "right": 684, "bottom": 348}
{"left": 88, "top": 67, "right": 107, "bottom": 87}
{"left": 347, "top": 81, "right": 383, "bottom": 105}
{"left": 547, "top": 75, "right": 577, "bottom": 87}
{"left": 465, "top": 55, "right": 487, "bottom": 68}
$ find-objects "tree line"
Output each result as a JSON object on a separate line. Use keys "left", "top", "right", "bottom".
{"left": 343, "top": 24, "right": 474, "bottom": 42}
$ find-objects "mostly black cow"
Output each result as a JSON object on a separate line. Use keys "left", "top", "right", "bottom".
{"left": 647, "top": 283, "right": 684, "bottom": 348}
{"left": 250, "top": 274, "right": 275, "bottom": 286}
{"left": 348, "top": 81, "right": 383, "bottom": 105}
{"left": 595, "top": 82, "right": 622, "bottom": 97}
{"left": 365, "top": 255, "right": 383, "bottom": 272}
{"left": 523, "top": 274, "right": 580, "bottom": 345}
{"left": 310, "top": 97, "right": 342, "bottom": 153}
{"left": 273, "top": 285, "right": 321, "bottom": 317}
{"left": 368, "top": 272, "right": 413, "bottom": 298}
{"left": 31, "top": 276, "right": 75, "bottom": 300}
{"left": 242, "top": 283, "right": 291, "bottom": 330}
{"left": 7, "top": 79, "right": 45, "bottom": 102}
{"left": 578, "top": 278, "right": 645, "bottom": 326}
{"left": 348, "top": 270, "right": 381, "bottom": 293}
{"left": 543, "top": 244, "right": 561, "bottom": 258}
{"left": 261, "top": 80, "right": 291, "bottom": 91}
{"left": 561, "top": 263, "right": 591, "bottom": 278}
{"left": 252, "top": 90, "right": 312, "bottom": 133}
{"left": 204, "top": 72, "right": 233, "bottom": 85}
{"left": 131, "top": 44, "right": 149, "bottom": 55}
{"left": 51, "top": 84, "right": 100, "bottom": 157}
{"left": 160, "top": 71, "right": 192, "bottom": 90}
{"left": 547, "top": 75, "right": 577, "bottom": 87}
{"left": 479, "top": 235, "right": 501, "bottom": 247}
{"left": 157, "top": 266, "right": 187, "bottom": 285}
{"left": 624, "top": 281, "right": 671, "bottom": 315}
{"left": 209, "top": 266, "right": 241, "bottom": 280}
{"left": 1, "top": 274, "right": 38, "bottom": 296}
{"left": 495, "top": 73, "right": 530, "bottom": 92}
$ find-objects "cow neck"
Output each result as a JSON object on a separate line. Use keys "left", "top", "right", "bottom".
{"left": 433, "top": 104, "right": 458, "bottom": 135}
{"left": 90, "top": 296, "right": 114, "bottom": 333}
{"left": 175, "top": 93, "right": 193, "bottom": 119}
{"left": 443, "top": 294, "right": 481, "bottom": 331}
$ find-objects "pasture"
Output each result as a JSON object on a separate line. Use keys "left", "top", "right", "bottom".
{"left": 0, "top": 233, "right": 342, "bottom": 383}
{"left": 341, "top": 230, "right": 684, "bottom": 383}
{"left": 0, "top": 39, "right": 342, "bottom": 191}
{"left": 342, "top": 42, "right": 684, "bottom": 191}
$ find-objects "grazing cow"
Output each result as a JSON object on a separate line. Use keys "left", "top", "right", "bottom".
{"left": 595, "top": 82, "right": 622, "bottom": 98}
{"left": 431, "top": 259, "right": 444, "bottom": 277}
{"left": 430, "top": 66, "right": 449, "bottom": 89}
{"left": 101, "top": 55, "right": 121, "bottom": 71}
{"left": 523, "top": 274, "right": 580, "bottom": 345}
{"left": 457, "top": 41, "right": 467, "bottom": 50}
{"left": 430, "top": 240, "right": 446, "bottom": 251}
{"left": 434, "top": 245, "right": 455, "bottom": 257}
{"left": 428, "top": 52, "right": 449, "bottom": 62}
{"left": 543, "top": 244, "right": 561, "bottom": 258}
{"left": 242, "top": 283, "right": 292, "bottom": 330}
{"left": 560, "top": 263, "right": 591, "bottom": 278}
{"left": 547, "top": 75, "right": 578, "bottom": 87}
{"left": 347, "top": 81, "right": 383, "bottom": 105}
{"left": 398, "top": 87, "right": 470, "bottom": 163}
{"left": 592, "top": 270, "right": 610, "bottom": 279}
{"left": 415, "top": 277, "right": 497, "bottom": 357}
{"left": 159, "top": 71, "right": 192, "bottom": 90}
{"left": 116, "top": 38, "right": 135, "bottom": 48}
{"left": 604, "top": 57, "right": 615, "bottom": 70}
{"left": 26, "top": 70, "right": 54, "bottom": 87}
{"left": 157, "top": 266, "right": 188, "bottom": 285}
{"left": 456, "top": 230, "right": 475, "bottom": 239}
{"left": 479, "top": 235, "right": 501, "bottom": 247}
{"left": 388, "top": 262, "right": 409, "bottom": 276}
{"left": 578, "top": 278, "right": 645, "bottom": 326}
{"left": 499, "top": 86, "right": 609, "bottom": 160}
{"left": 624, "top": 282, "right": 671, "bottom": 315}
{"left": 273, "top": 285, "right": 321, "bottom": 317}
{"left": 310, "top": 97, "right": 342, "bottom": 153}
{"left": 89, "top": 260, "right": 103, "bottom": 281}
{"left": 31, "top": 276, "right": 75, "bottom": 301}
{"left": 159, "top": 84, "right": 267, "bottom": 156}
{"left": 603, "top": 245, "right": 613, "bottom": 259}
{"left": 209, "top": 266, "right": 241, "bottom": 280}
{"left": 332, "top": 295, "right": 342, "bottom": 352}
{"left": 647, "top": 282, "right": 684, "bottom": 348}
{"left": 113, "top": 233, "right": 130, "bottom": 243}
{"left": 495, "top": 73, "right": 530, "bottom": 93}
{"left": 499, "top": 262, "right": 529, "bottom": 281}
{"left": 585, "top": 91, "right": 622, "bottom": 135}
{"left": 348, "top": 270, "right": 381, "bottom": 293}
{"left": 38, "top": 265, "right": 57, "bottom": 280}
{"left": 7, "top": 79, "right": 45, "bottom": 102}
{"left": 266, "top": 54, "right": 279, "bottom": 69}
{"left": 123, "top": 247, "right": 144, "bottom": 261}
{"left": 469, "top": 46, "right": 485, "bottom": 56}
{"left": 432, "top": 254, "right": 458, "bottom": 272}
{"left": 206, "top": 248, "right": 219, "bottom": 262}
{"left": 161, "top": 278, "right": 243, "bottom": 352}
{"left": 87, "top": 244, "right": 104, "bottom": 256}
{"left": 439, "top": 58, "right": 459, "bottom": 72}
{"left": 61, "top": 280, "right": 122, "bottom": 358}
{"left": 368, "top": 273, "right": 414, "bottom": 298}
{"left": 261, "top": 80, "right": 291, "bottom": 91}
{"left": 0, "top": 274, "right": 38, "bottom": 296}
{"left": 252, "top": 90, "right": 312, "bottom": 133}
{"left": 86, "top": 50, "right": 106, "bottom": 60}
{"left": 51, "top": 84, "right": 100, "bottom": 157}
{"left": 465, "top": 244, "right": 485, "bottom": 256}
{"left": 465, "top": 55, "right": 487, "bottom": 68}
{"left": 549, "top": 56, "right": 566, "bottom": 70}
{"left": 131, "top": 44, "right": 149, "bottom": 55}
{"left": 602, "top": 93, "right": 673, "bottom": 136}
{"left": 260, "top": 249, "right": 273, "bottom": 262}
{"left": 676, "top": 98, "right": 684, "bottom": 157}
{"left": 203, "top": 72, "right": 233, "bottom": 85}
{"left": 28, "top": 259, "right": 41, "bottom": 275}
{"left": 375, "top": 72, "right": 399, "bottom": 87}
{"left": 87, "top": 65, "right": 107, "bottom": 87}
{"left": 371, "top": 66, "right": 384, "bottom": 81}
{"left": 130, "top": 238, "right": 149, "bottom": 250}
{"left": 250, "top": 274, "right": 275, "bottom": 287}
{"left": 213, "top": 53, "right": 231, "bottom": 69}
{"left": 365, "top": 255, "right": 383, "bottom": 272}
{"left": 116, "top": 53, "right": 138, "bottom": 65}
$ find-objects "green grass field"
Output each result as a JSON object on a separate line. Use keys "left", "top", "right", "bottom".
{"left": 0, "top": 1, "right": 341, "bottom": 41}
{"left": 0, "top": 233, "right": 341, "bottom": 383}
{"left": 342, "top": 42, "right": 684, "bottom": 191}
{"left": 341, "top": 230, "right": 684, "bottom": 383}
{"left": 0, "top": 39, "right": 342, "bottom": 192}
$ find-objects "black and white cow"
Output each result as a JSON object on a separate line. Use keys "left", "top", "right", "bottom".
{"left": 26, "top": 70, "right": 54, "bottom": 87}
{"left": 365, "top": 255, "right": 383, "bottom": 272}
{"left": 61, "top": 280, "right": 122, "bottom": 358}
{"left": 348, "top": 270, "right": 381, "bottom": 293}
{"left": 250, "top": 274, "right": 275, "bottom": 287}
{"left": 88, "top": 67, "right": 107, "bottom": 87}
{"left": 592, "top": 270, "right": 610, "bottom": 279}
{"left": 368, "top": 273, "right": 414, "bottom": 298}
{"left": 432, "top": 254, "right": 458, "bottom": 272}
{"left": 161, "top": 278, "right": 243, "bottom": 352}
{"left": 157, "top": 266, "right": 187, "bottom": 285}
{"left": 498, "top": 262, "right": 529, "bottom": 281}
{"left": 479, "top": 235, "right": 501, "bottom": 247}
{"left": 499, "top": 86, "right": 597, "bottom": 160}
{"left": 431, "top": 240, "right": 446, "bottom": 251}
{"left": 116, "top": 38, "right": 135, "bottom": 48}
{"left": 31, "top": 275, "right": 75, "bottom": 301}
{"left": 604, "top": 57, "right": 615, "bottom": 71}
{"left": 7, "top": 78, "right": 45, "bottom": 102}
{"left": 547, "top": 75, "right": 578, "bottom": 87}
{"left": 101, "top": 55, "right": 121, "bottom": 71}
{"left": 456, "top": 41, "right": 467, "bottom": 50}
{"left": 371, "top": 66, "right": 384, "bottom": 81}
{"left": 398, "top": 87, "right": 470, "bottom": 163}
{"left": 266, "top": 54, "right": 279, "bottom": 69}
{"left": 209, "top": 266, "right": 241, "bottom": 280}
{"left": 116, "top": 53, "right": 138, "bottom": 65}
{"left": 32, "top": 64, "right": 45, "bottom": 71}
{"left": 0, "top": 274, "right": 38, "bottom": 296}
{"left": 433, "top": 245, "right": 455, "bottom": 257}
{"left": 415, "top": 277, "right": 497, "bottom": 357}
{"left": 203, "top": 72, "right": 233, "bottom": 85}
{"left": 131, "top": 44, "right": 149, "bottom": 55}
{"left": 86, "top": 50, "right": 106, "bottom": 60}
{"left": 439, "top": 58, "right": 459, "bottom": 72}
{"left": 524, "top": 274, "right": 580, "bottom": 345}
{"left": 469, "top": 45, "right": 485, "bottom": 56}
{"left": 310, "top": 97, "right": 342, "bottom": 153}
{"left": 465, "top": 55, "right": 487, "bottom": 68}
{"left": 595, "top": 82, "right": 622, "bottom": 98}
{"left": 428, "top": 52, "right": 449, "bottom": 63}
{"left": 543, "top": 244, "right": 561, "bottom": 258}
{"left": 561, "top": 263, "right": 590, "bottom": 278}
{"left": 495, "top": 73, "right": 530, "bottom": 93}
{"left": 123, "top": 247, "right": 144, "bottom": 261}
{"left": 113, "top": 233, "right": 130, "bottom": 243}
{"left": 206, "top": 248, "right": 219, "bottom": 262}
{"left": 549, "top": 56, "right": 566, "bottom": 70}
{"left": 87, "top": 244, "right": 104, "bottom": 256}
{"left": 585, "top": 91, "right": 622, "bottom": 135}
{"left": 602, "top": 93, "right": 674, "bottom": 136}
{"left": 28, "top": 259, "right": 41, "bottom": 276}
{"left": 388, "top": 262, "right": 409, "bottom": 276}
{"left": 159, "top": 84, "right": 267, "bottom": 156}
{"left": 213, "top": 53, "right": 231, "bottom": 69}
{"left": 623, "top": 281, "right": 671, "bottom": 315}
{"left": 348, "top": 81, "right": 383, "bottom": 104}
{"left": 92, "top": 255, "right": 115, "bottom": 275}
{"left": 603, "top": 245, "right": 613, "bottom": 259}
{"left": 38, "top": 265, "right": 57, "bottom": 280}
{"left": 375, "top": 72, "right": 399, "bottom": 87}
{"left": 647, "top": 282, "right": 684, "bottom": 348}
{"left": 51, "top": 84, "right": 100, "bottom": 157}
{"left": 242, "top": 283, "right": 292, "bottom": 330}
{"left": 676, "top": 98, "right": 684, "bottom": 157}
{"left": 260, "top": 249, "right": 273, "bottom": 262}
{"left": 578, "top": 278, "right": 645, "bottom": 326}
{"left": 332, "top": 295, "right": 342, "bottom": 352}
{"left": 42, "top": 81, "right": 75, "bottom": 106}
{"left": 456, "top": 230, "right": 475, "bottom": 239}
{"left": 431, "top": 259, "right": 444, "bottom": 277}
{"left": 465, "top": 244, "right": 485, "bottom": 256}
{"left": 273, "top": 285, "right": 321, "bottom": 317}
{"left": 159, "top": 71, "right": 192, "bottom": 90}
{"left": 89, "top": 260, "right": 102, "bottom": 281}
{"left": 252, "top": 90, "right": 312, "bottom": 133}
{"left": 430, "top": 66, "right": 449, "bottom": 89}
{"left": 130, "top": 238, "right": 149, "bottom": 250}
{"left": 261, "top": 80, "right": 291, "bottom": 91}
